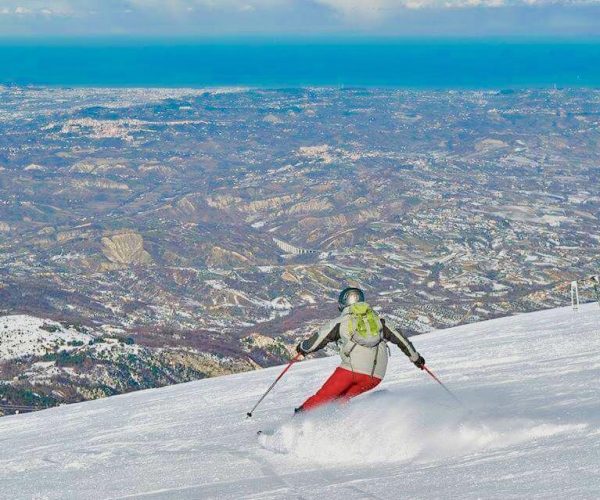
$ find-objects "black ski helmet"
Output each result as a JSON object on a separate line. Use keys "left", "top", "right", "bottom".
{"left": 338, "top": 287, "right": 365, "bottom": 311}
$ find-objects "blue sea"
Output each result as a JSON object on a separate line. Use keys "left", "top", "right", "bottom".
{"left": 1, "top": 38, "right": 599, "bottom": 88}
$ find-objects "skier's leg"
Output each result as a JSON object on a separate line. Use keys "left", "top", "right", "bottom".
{"left": 300, "top": 367, "right": 355, "bottom": 411}
{"left": 339, "top": 373, "right": 381, "bottom": 401}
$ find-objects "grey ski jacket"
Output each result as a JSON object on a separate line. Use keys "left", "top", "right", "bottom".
{"left": 298, "top": 305, "right": 421, "bottom": 379}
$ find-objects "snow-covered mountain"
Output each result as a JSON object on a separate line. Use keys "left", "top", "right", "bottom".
{"left": 0, "top": 314, "right": 278, "bottom": 412}
{"left": 0, "top": 303, "right": 598, "bottom": 499}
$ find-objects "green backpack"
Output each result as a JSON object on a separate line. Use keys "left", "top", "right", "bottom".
{"left": 347, "top": 303, "right": 383, "bottom": 348}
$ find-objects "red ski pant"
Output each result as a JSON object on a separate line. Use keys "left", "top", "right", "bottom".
{"left": 301, "top": 367, "right": 381, "bottom": 411}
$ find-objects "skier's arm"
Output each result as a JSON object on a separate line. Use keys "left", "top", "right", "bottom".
{"left": 382, "top": 319, "right": 425, "bottom": 367}
{"left": 297, "top": 320, "right": 340, "bottom": 355}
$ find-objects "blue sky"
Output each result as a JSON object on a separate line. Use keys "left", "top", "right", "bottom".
{"left": 0, "top": 0, "right": 599, "bottom": 37}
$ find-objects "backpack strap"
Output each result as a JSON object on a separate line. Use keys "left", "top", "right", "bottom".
{"left": 371, "top": 347, "right": 378, "bottom": 377}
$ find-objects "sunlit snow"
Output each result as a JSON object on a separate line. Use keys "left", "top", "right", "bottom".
{"left": 0, "top": 303, "right": 598, "bottom": 499}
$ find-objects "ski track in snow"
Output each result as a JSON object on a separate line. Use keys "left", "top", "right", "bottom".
{"left": 0, "top": 303, "right": 598, "bottom": 499}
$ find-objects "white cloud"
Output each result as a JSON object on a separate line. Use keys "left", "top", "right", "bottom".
{"left": 125, "top": 0, "right": 289, "bottom": 13}
{"left": 0, "top": 0, "right": 597, "bottom": 21}
{"left": 0, "top": 1, "right": 74, "bottom": 16}
{"left": 0, "top": 0, "right": 598, "bottom": 33}
{"left": 315, "top": 0, "right": 600, "bottom": 13}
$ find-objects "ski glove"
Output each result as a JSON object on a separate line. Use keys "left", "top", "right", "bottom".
{"left": 296, "top": 342, "right": 308, "bottom": 356}
{"left": 413, "top": 355, "right": 426, "bottom": 369}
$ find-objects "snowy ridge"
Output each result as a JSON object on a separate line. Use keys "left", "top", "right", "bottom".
{"left": 0, "top": 315, "right": 233, "bottom": 411}
{"left": 0, "top": 303, "right": 598, "bottom": 499}
{"left": 0, "top": 315, "right": 92, "bottom": 360}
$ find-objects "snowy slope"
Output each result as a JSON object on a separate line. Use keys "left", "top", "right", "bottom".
{"left": 0, "top": 303, "right": 598, "bottom": 499}
{"left": 0, "top": 315, "right": 93, "bottom": 359}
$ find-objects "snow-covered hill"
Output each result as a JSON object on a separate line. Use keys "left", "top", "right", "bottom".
{"left": 0, "top": 303, "right": 598, "bottom": 499}
{"left": 0, "top": 314, "right": 260, "bottom": 412}
{"left": 0, "top": 315, "right": 93, "bottom": 360}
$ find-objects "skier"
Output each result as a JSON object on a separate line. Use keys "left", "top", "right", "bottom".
{"left": 295, "top": 287, "right": 426, "bottom": 412}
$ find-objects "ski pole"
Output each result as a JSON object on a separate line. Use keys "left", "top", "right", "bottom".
{"left": 422, "top": 365, "right": 465, "bottom": 408}
{"left": 246, "top": 353, "right": 302, "bottom": 418}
